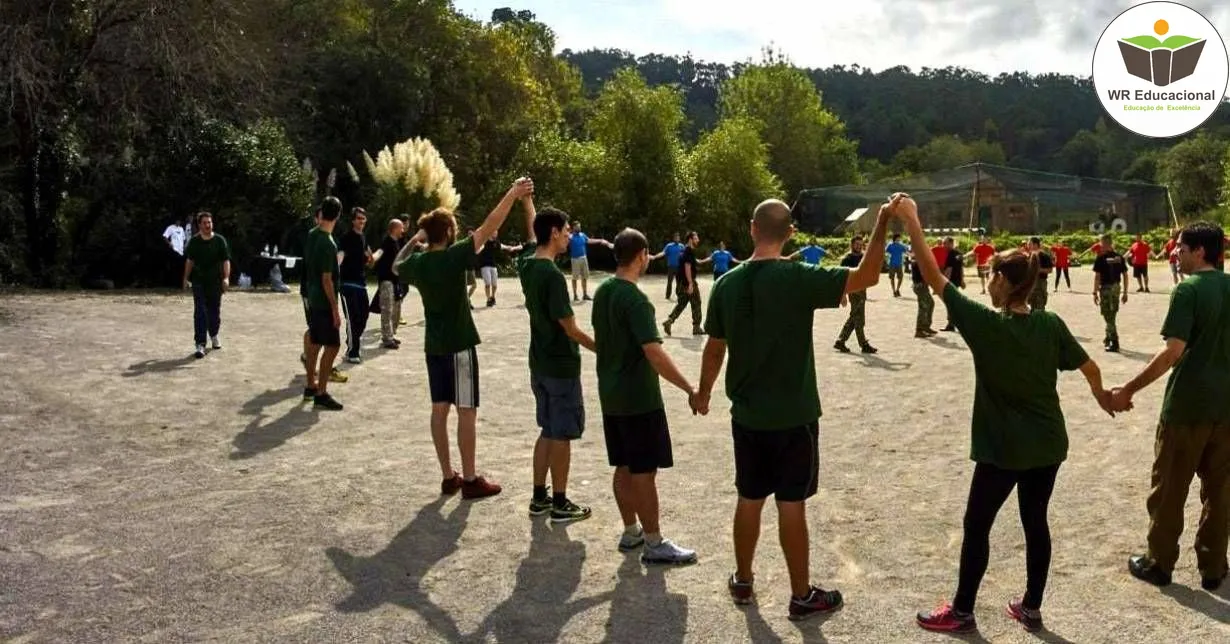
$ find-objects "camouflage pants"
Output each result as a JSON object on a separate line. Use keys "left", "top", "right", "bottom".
{"left": 1100, "top": 284, "right": 1121, "bottom": 342}
{"left": 1028, "top": 277, "right": 1049, "bottom": 311}
{"left": 838, "top": 291, "right": 868, "bottom": 345}
{"left": 914, "top": 282, "right": 933, "bottom": 332}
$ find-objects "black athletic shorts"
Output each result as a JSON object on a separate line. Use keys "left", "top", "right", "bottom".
{"left": 603, "top": 408, "right": 673, "bottom": 474}
{"left": 307, "top": 305, "right": 341, "bottom": 347}
{"left": 1133, "top": 264, "right": 1148, "bottom": 278}
{"left": 425, "top": 346, "right": 480, "bottom": 408}
{"left": 732, "top": 420, "right": 819, "bottom": 502}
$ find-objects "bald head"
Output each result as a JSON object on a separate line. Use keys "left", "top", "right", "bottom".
{"left": 752, "top": 199, "right": 793, "bottom": 243}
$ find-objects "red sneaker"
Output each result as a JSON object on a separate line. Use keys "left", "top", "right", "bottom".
{"left": 461, "top": 476, "right": 502, "bottom": 500}
{"left": 441, "top": 472, "right": 463, "bottom": 496}
{"left": 1006, "top": 598, "right": 1043, "bottom": 632}
{"left": 917, "top": 602, "right": 977, "bottom": 633}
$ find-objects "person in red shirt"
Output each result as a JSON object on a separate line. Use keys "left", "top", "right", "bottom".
{"left": 1050, "top": 242, "right": 1073, "bottom": 292}
{"left": 1128, "top": 233, "right": 1153, "bottom": 292}
{"left": 1158, "top": 230, "right": 1180, "bottom": 285}
{"left": 965, "top": 235, "right": 996, "bottom": 294}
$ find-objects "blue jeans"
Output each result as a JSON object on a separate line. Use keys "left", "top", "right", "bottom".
{"left": 192, "top": 285, "right": 222, "bottom": 345}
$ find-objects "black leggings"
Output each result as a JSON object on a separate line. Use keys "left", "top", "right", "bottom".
{"left": 1053, "top": 267, "right": 1070, "bottom": 289}
{"left": 953, "top": 462, "right": 1060, "bottom": 613}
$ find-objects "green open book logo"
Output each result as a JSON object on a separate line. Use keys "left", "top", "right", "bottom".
{"left": 1117, "top": 20, "right": 1206, "bottom": 85}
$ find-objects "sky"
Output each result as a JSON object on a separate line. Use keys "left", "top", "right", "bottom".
{"left": 454, "top": 0, "right": 1230, "bottom": 78}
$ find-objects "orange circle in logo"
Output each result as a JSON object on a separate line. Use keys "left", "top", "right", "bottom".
{"left": 1154, "top": 19, "right": 1169, "bottom": 35}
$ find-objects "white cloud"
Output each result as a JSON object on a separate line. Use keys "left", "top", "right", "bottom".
{"left": 455, "top": 0, "right": 1230, "bottom": 78}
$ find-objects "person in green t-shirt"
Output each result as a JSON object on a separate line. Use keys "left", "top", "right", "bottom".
{"left": 592, "top": 227, "right": 699, "bottom": 566}
{"left": 182, "top": 211, "right": 231, "bottom": 359}
{"left": 513, "top": 197, "right": 597, "bottom": 524}
{"left": 301, "top": 197, "right": 345, "bottom": 411}
{"left": 896, "top": 196, "right": 1113, "bottom": 635}
{"left": 1110, "top": 222, "right": 1230, "bottom": 593}
{"left": 393, "top": 177, "right": 534, "bottom": 500}
{"left": 692, "top": 197, "right": 890, "bottom": 621}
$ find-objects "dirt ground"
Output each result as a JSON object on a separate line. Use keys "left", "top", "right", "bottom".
{"left": 2, "top": 264, "right": 1229, "bottom": 643}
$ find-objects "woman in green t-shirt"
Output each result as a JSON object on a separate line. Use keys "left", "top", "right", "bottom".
{"left": 893, "top": 196, "right": 1114, "bottom": 634}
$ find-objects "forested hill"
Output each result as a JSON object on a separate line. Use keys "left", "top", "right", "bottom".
{"left": 562, "top": 48, "right": 1230, "bottom": 180}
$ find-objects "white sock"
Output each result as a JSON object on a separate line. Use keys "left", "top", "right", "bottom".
{"left": 623, "top": 524, "right": 641, "bottom": 537}
{"left": 645, "top": 532, "right": 663, "bottom": 547}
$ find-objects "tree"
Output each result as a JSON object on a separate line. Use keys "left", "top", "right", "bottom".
{"left": 588, "top": 69, "right": 688, "bottom": 242}
{"left": 685, "top": 118, "right": 783, "bottom": 253}
{"left": 1157, "top": 133, "right": 1229, "bottom": 217}
{"left": 1057, "top": 130, "right": 1103, "bottom": 177}
{"left": 510, "top": 130, "right": 622, "bottom": 238}
{"left": 720, "top": 55, "right": 860, "bottom": 196}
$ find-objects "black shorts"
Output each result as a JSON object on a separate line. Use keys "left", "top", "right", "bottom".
{"left": 425, "top": 347, "right": 480, "bottom": 408}
{"left": 1133, "top": 264, "right": 1148, "bottom": 278}
{"left": 306, "top": 305, "right": 341, "bottom": 347}
{"left": 532, "top": 373, "right": 585, "bottom": 440}
{"left": 603, "top": 408, "right": 673, "bottom": 474}
{"left": 732, "top": 420, "right": 819, "bottom": 502}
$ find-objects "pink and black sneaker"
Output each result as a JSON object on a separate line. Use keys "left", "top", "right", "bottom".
{"left": 788, "top": 585, "right": 843, "bottom": 621}
{"left": 917, "top": 602, "right": 977, "bottom": 633}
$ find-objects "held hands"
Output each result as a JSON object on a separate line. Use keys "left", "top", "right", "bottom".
{"left": 1092, "top": 388, "right": 1116, "bottom": 417}
{"left": 510, "top": 177, "right": 534, "bottom": 199}
{"left": 1121, "top": 292, "right": 1129, "bottom": 304}
{"left": 1109, "top": 386, "right": 1135, "bottom": 413}
{"left": 691, "top": 389, "right": 711, "bottom": 416}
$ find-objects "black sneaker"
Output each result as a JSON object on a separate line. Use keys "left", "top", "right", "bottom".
{"left": 302, "top": 387, "right": 317, "bottom": 402}
{"left": 528, "top": 487, "right": 552, "bottom": 517}
{"left": 860, "top": 344, "right": 878, "bottom": 354}
{"left": 833, "top": 341, "right": 850, "bottom": 353}
{"left": 1128, "top": 554, "right": 1171, "bottom": 586}
{"left": 1007, "top": 598, "right": 1043, "bottom": 632}
{"left": 788, "top": 585, "right": 843, "bottom": 621}
{"left": 692, "top": 326, "right": 706, "bottom": 336}
{"left": 1202, "top": 569, "right": 1227, "bottom": 591}
{"left": 549, "top": 499, "right": 592, "bottom": 524}
{"left": 313, "top": 393, "right": 344, "bottom": 411}
{"left": 486, "top": 297, "right": 495, "bottom": 307}
{"left": 662, "top": 320, "right": 672, "bottom": 336}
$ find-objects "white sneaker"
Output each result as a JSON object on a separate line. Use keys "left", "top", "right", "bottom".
{"left": 210, "top": 335, "right": 221, "bottom": 350}
{"left": 641, "top": 539, "right": 697, "bottom": 565}
{"left": 194, "top": 344, "right": 206, "bottom": 359}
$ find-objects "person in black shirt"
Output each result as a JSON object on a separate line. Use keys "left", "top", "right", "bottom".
{"left": 1092, "top": 233, "right": 1129, "bottom": 352}
{"left": 663, "top": 231, "right": 705, "bottom": 336}
{"left": 940, "top": 237, "right": 964, "bottom": 332}
{"left": 337, "top": 207, "right": 373, "bottom": 363}
{"left": 834, "top": 236, "right": 877, "bottom": 353}
{"left": 911, "top": 251, "right": 936, "bottom": 337}
{"left": 372, "top": 218, "right": 406, "bottom": 348}
{"left": 477, "top": 233, "right": 524, "bottom": 307}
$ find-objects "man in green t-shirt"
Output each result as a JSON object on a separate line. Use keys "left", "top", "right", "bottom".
{"left": 182, "top": 211, "right": 231, "bottom": 359}
{"left": 514, "top": 200, "right": 597, "bottom": 524}
{"left": 593, "top": 227, "right": 699, "bottom": 566}
{"left": 1111, "top": 222, "right": 1230, "bottom": 592}
{"left": 301, "top": 197, "right": 344, "bottom": 411}
{"left": 394, "top": 177, "right": 534, "bottom": 500}
{"left": 693, "top": 197, "right": 890, "bottom": 621}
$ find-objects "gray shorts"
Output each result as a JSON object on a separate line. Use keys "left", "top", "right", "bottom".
{"left": 531, "top": 373, "right": 585, "bottom": 440}
{"left": 570, "top": 256, "right": 589, "bottom": 279}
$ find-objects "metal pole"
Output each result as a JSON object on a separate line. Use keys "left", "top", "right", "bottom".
{"left": 1165, "top": 186, "right": 1180, "bottom": 227}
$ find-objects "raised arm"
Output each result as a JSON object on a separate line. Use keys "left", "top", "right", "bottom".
{"left": 521, "top": 194, "right": 537, "bottom": 243}
{"left": 844, "top": 198, "right": 896, "bottom": 294}
{"left": 898, "top": 197, "right": 949, "bottom": 294}
{"left": 588, "top": 237, "right": 614, "bottom": 249}
{"left": 472, "top": 178, "right": 533, "bottom": 251}
{"left": 394, "top": 229, "right": 426, "bottom": 266}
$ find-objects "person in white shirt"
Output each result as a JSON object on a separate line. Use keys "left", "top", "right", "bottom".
{"left": 163, "top": 216, "right": 190, "bottom": 287}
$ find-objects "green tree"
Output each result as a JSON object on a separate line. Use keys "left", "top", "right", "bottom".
{"left": 1158, "top": 133, "right": 1229, "bottom": 217}
{"left": 720, "top": 54, "right": 860, "bottom": 196}
{"left": 510, "top": 130, "right": 622, "bottom": 238}
{"left": 588, "top": 69, "right": 688, "bottom": 242}
{"left": 685, "top": 118, "right": 783, "bottom": 252}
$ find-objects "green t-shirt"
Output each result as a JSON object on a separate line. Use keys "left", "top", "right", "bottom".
{"left": 516, "top": 245, "right": 580, "bottom": 378}
{"left": 397, "top": 237, "right": 481, "bottom": 355}
{"left": 303, "top": 227, "right": 339, "bottom": 310}
{"left": 185, "top": 234, "right": 231, "bottom": 295}
{"left": 943, "top": 283, "right": 1089, "bottom": 470}
{"left": 703, "top": 260, "right": 848, "bottom": 430}
{"left": 592, "top": 277, "right": 664, "bottom": 415}
{"left": 1159, "top": 270, "right": 1230, "bottom": 427}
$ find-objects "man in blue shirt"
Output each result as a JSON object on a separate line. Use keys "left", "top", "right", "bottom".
{"left": 789, "top": 242, "right": 827, "bottom": 265}
{"left": 885, "top": 233, "right": 910, "bottom": 297}
{"left": 567, "top": 222, "right": 612, "bottom": 302}
{"left": 699, "top": 241, "right": 741, "bottom": 280}
{"left": 652, "top": 233, "right": 686, "bottom": 300}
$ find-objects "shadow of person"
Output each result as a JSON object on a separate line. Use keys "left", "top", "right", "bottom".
{"left": 742, "top": 603, "right": 785, "bottom": 643}
{"left": 603, "top": 555, "right": 688, "bottom": 643}
{"left": 466, "top": 520, "right": 611, "bottom": 643}
{"left": 926, "top": 335, "right": 965, "bottom": 351}
{"left": 858, "top": 353, "right": 912, "bottom": 371}
{"left": 1114, "top": 347, "right": 1155, "bottom": 363}
{"left": 326, "top": 497, "right": 473, "bottom": 641}
{"left": 229, "top": 380, "right": 320, "bottom": 459}
{"left": 1161, "top": 583, "right": 1230, "bottom": 624}
{"left": 122, "top": 355, "right": 198, "bottom": 377}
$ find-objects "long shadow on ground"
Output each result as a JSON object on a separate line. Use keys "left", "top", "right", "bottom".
{"left": 1162, "top": 583, "right": 1230, "bottom": 625}
{"left": 230, "top": 379, "right": 319, "bottom": 459}
{"left": 123, "top": 355, "right": 198, "bottom": 377}
{"left": 604, "top": 555, "right": 688, "bottom": 643}
{"left": 326, "top": 497, "right": 473, "bottom": 641}
{"left": 466, "top": 520, "right": 611, "bottom": 642}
